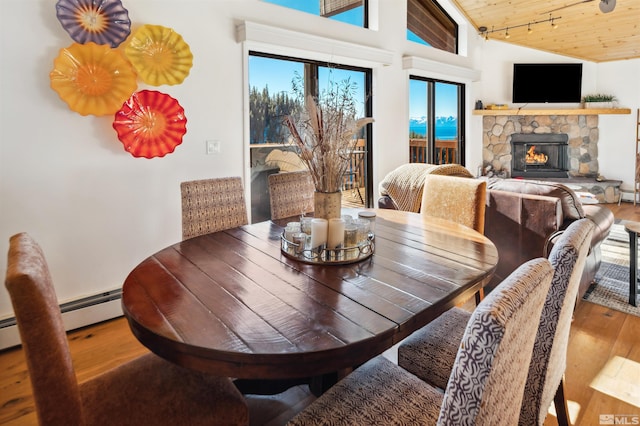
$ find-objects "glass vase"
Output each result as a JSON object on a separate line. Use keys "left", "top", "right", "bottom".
{"left": 314, "top": 191, "right": 342, "bottom": 220}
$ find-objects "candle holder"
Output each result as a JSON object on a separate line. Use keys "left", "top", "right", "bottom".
{"left": 280, "top": 231, "right": 374, "bottom": 265}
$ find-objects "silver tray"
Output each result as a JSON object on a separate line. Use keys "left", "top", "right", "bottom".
{"left": 280, "top": 232, "right": 374, "bottom": 265}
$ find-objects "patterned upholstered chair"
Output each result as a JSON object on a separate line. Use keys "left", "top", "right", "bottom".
{"left": 398, "top": 219, "right": 594, "bottom": 426}
{"left": 288, "top": 258, "right": 554, "bottom": 426}
{"left": 420, "top": 174, "right": 487, "bottom": 234}
{"left": 268, "top": 170, "right": 315, "bottom": 220}
{"left": 181, "top": 176, "right": 248, "bottom": 240}
{"left": 4, "top": 232, "right": 249, "bottom": 426}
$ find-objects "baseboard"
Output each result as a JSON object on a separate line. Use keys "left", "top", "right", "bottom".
{"left": 0, "top": 289, "right": 123, "bottom": 351}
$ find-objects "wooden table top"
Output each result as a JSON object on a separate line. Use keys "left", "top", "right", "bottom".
{"left": 121, "top": 209, "right": 498, "bottom": 380}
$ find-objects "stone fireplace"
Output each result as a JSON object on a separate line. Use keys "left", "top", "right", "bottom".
{"left": 481, "top": 113, "right": 622, "bottom": 203}
{"left": 482, "top": 114, "right": 599, "bottom": 177}
{"left": 510, "top": 133, "right": 568, "bottom": 178}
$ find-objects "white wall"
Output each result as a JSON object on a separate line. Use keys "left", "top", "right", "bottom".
{"left": 1, "top": 0, "right": 638, "bottom": 322}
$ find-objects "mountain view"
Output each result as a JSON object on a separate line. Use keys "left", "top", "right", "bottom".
{"left": 409, "top": 116, "right": 458, "bottom": 139}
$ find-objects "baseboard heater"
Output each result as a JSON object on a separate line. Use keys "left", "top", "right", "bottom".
{"left": 0, "top": 288, "right": 123, "bottom": 351}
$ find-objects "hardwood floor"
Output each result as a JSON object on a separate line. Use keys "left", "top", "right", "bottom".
{"left": 1, "top": 202, "right": 638, "bottom": 425}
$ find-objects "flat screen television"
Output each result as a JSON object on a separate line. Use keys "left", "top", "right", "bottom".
{"left": 512, "top": 63, "right": 583, "bottom": 103}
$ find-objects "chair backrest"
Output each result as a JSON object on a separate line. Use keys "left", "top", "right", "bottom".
{"left": 268, "top": 170, "right": 315, "bottom": 220}
{"left": 519, "top": 218, "right": 594, "bottom": 425}
{"left": 5, "top": 233, "right": 85, "bottom": 426}
{"left": 420, "top": 174, "right": 487, "bottom": 233}
{"left": 438, "top": 257, "right": 553, "bottom": 426}
{"left": 181, "top": 177, "right": 248, "bottom": 240}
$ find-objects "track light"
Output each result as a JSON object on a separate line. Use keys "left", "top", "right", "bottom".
{"left": 478, "top": 15, "right": 561, "bottom": 39}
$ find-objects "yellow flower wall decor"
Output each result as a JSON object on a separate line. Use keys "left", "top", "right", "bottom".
{"left": 125, "top": 24, "right": 193, "bottom": 86}
{"left": 49, "top": 42, "right": 137, "bottom": 116}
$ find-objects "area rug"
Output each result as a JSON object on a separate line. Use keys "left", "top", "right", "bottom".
{"left": 583, "top": 221, "right": 640, "bottom": 317}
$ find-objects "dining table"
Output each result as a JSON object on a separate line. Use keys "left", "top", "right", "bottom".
{"left": 121, "top": 208, "right": 498, "bottom": 395}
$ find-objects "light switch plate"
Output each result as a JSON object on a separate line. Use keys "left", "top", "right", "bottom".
{"left": 206, "top": 140, "right": 220, "bottom": 155}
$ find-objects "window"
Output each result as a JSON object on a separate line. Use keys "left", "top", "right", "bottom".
{"left": 263, "top": 0, "right": 367, "bottom": 27}
{"left": 248, "top": 53, "right": 373, "bottom": 223}
{"left": 409, "top": 76, "right": 464, "bottom": 165}
{"left": 407, "top": 0, "right": 457, "bottom": 53}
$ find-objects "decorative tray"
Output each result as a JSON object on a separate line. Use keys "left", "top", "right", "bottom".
{"left": 280, "top": 232, "right": 374, "bottom": 265}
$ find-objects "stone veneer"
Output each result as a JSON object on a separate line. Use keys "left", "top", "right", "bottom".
{"left": 481, "top": 114, "right": 622, "bottom": 203}
{"left": 482, "top": 114, "right": 599, "bottom": 177}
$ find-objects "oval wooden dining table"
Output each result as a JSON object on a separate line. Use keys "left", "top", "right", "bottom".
{"left": 121, "top": 208, "right": 498, "bottom": 393}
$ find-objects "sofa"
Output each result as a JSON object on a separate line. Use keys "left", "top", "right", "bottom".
{"left": 377, "top": 165, "right": 615, "bottom": 302}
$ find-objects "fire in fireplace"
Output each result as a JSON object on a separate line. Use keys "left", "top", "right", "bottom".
{"left": 525, "top": 146, "right": 549, "bottom": 165}
{"left": 511, "top": 133, "right": 568, "bottom": 178}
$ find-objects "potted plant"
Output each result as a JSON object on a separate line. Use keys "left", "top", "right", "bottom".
{"left": 284, "top": 75, "right": 373, "bottom": 219}
{"left": 582, "top": 94, "right": 617, "bottom": 109}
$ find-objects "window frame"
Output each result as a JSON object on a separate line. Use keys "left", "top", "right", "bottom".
{"left": 409, "top": 75, "right": 465, "bottom": 166}
{"left": 248, "top": 51, "right": 374, "bottom": 209}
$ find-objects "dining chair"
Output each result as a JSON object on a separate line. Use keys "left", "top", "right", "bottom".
{"left": 420, "top": 174, "right": 487, "bottom": 234}
{"left": 4, "top": 232, "right": 249, "bottom": 426}
{"left": 287, "top": 257, "right": 554, "bottom": 426}
{"left": 181, "top": 176, "right": 248, "bottom": 240}
{"left": 397, "top": 219, "right": 594, "bottom": 426}
{"left": 268, "top": 170, "right": 315, "bottom": 220}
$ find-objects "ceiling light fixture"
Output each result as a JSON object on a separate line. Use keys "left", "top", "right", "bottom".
{"left": 478, "top": 15, "right": 561, "bottom": 40}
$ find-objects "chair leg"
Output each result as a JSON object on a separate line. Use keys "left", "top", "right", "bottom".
{"left": 554, "top": 377, "right": 571, "bottom": 426}
{"left": 474, "top": 288, "right": 485, "bottom": 305}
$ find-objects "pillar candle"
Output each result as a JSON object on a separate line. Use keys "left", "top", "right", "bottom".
{"left": 310, "top": 218, "right": 328, "bottom": 250}
{"left": 327, "top": 218, "right": 345, "bottom": 249}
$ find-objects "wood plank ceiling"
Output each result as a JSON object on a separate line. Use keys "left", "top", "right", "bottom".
{"left": 450, "top": 0, "right": 640, "bottom": 62}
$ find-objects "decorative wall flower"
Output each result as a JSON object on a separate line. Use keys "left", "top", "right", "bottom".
{"left": 113, "top": 90, "right": 187, "bottom": 158}
{"left": 55, "top": 0, "right": 131, "bottom": 48}
{"left": 125, "top": 24, "right": 193, "bottom": 86}
{"left": 49, "top": 42, "right": 137, "bottom": 116}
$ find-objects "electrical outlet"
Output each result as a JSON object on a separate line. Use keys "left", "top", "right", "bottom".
{"left": 206, "top": 140, "right": 221, "bottom": 155}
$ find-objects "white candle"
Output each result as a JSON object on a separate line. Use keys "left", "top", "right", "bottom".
{"left": 327, "top": 218, "right": 345, "bottom": 249}
{"left": 310, "top": 218, "right": 328, "bottom": 250}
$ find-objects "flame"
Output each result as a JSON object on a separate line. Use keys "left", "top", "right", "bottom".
{"left": 526, "top": 146, "right": 548, "bottom": 164}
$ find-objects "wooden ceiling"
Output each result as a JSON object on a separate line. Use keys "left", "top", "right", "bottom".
{"left": 449, "top": 0, "right": 640, "bottom": 62}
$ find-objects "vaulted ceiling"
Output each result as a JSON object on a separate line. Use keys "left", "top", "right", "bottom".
{"left": 450, "top": 0, "right": 640, "bottom": 62}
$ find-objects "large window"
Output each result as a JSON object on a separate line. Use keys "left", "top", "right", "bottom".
{"left": 248, "top": 53, "right": 373, "bottom": 223}
{"left": 263, "top": 0, "right": 367, "bottom": 27}
{"left": 407, "top": 0, "right": 457, "bottom": 53}
{"left": 409, "top": 76, "right": 464, "bottom": 165}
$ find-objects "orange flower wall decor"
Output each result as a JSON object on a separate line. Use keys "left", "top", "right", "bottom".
{"left": 113, "top": 90, "right": 187, "bottom": 158}
{"left": 50, "top": 42, "right": 137, "bottom": 116}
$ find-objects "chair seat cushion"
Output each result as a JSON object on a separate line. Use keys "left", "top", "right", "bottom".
{"left": 398, "top": 307, "right": 470, "bottom": 390}
{"left": 287, "top": 356, "right": 443, "bottom": 426}
{"left": 80, "top": 353, "right": 249, "bottom": 426}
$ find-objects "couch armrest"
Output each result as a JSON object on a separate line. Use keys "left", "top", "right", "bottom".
{"left": 485, "top": 189, "right": 563, "bottom": 288}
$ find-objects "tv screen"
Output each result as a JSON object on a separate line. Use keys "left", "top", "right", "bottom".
{"left": 512, "top": 63, "right": 583, "bottom": 103}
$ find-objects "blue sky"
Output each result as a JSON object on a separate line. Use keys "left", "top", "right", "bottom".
{"left": 257, "top": 1, "right": 458, "bottom": 119}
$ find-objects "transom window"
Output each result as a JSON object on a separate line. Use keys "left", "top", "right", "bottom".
{"left": 263, "top": 0, "right": 367, "bottom": 27}
{"left": 407, "top": 0, "right": 457, "bottom": 53}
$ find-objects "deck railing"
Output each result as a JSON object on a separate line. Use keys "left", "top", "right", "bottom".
{"left": 410, "top": 139, "right": 458, "bottom": 164}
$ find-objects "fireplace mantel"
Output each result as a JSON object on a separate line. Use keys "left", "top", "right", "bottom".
{"left": 473, "top": 108, "right": 630, "bottom": 116}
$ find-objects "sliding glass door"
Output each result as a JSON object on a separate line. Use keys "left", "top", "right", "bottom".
{"left": 248, "top": 53, "right": 372, "bottom": 223}
{"left": 409, "top": 76, "right": 465, "bottom": 165}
